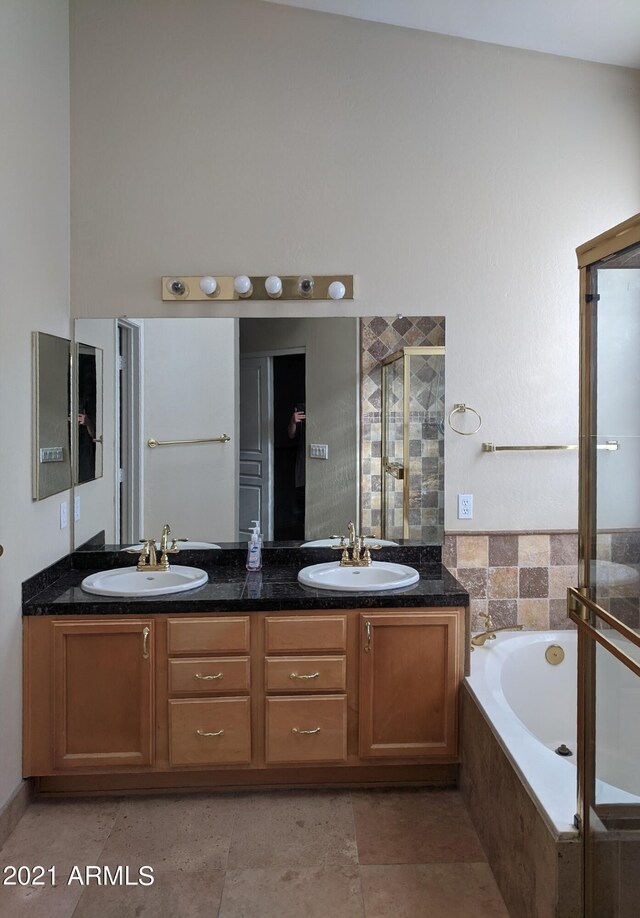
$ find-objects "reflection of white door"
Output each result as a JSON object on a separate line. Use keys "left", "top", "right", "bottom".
{"left": 239, "top": 357, "right": 273, "bottom": 540}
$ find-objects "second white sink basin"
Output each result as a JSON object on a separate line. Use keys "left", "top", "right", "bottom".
{"left": 122, "top": 541, "right": 221, "bottom": 552}
{"left": 81, "top": 566, "right": 208, "bottom": 597}
{"left": 298, "top": 561, "right": 419, "bottom": 592}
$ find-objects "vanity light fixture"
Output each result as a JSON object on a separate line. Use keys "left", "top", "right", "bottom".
{"left": 233, "top": 275, "right": 253, "bottom": 298}
{"left": 265, "top": 275, "right": 283, "bottom": 298}
{"left": 161, "top": 275, "right": 354, "bottom": 301}
{"left": 328, "top": 280, "right": 346, "bottom": 301}
{"left": 199, "top": 276, "right": 219, "bottom": 296}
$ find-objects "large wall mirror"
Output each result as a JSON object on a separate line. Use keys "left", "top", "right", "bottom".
{"left": 72, "top": 316, "right": 444, "bottom": 548}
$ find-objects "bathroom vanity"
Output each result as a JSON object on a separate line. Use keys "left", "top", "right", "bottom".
{"left": 22, "top": 546, "right": 468, "bottom": 796}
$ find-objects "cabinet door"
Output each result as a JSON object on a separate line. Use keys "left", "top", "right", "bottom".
{"left": 359, "top": 611, "right": 461, "bottom": 759}
{"left": 53, "top": 620, "right": 154, "bottom": 769}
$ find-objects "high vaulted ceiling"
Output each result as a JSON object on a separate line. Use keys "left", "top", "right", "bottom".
{"left": 259, "top": 0, "right": 640, "bottom": 69}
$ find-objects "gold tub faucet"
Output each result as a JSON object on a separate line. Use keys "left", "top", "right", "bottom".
{"left": 471, "top": 611, "right": 523, "bottom": 648}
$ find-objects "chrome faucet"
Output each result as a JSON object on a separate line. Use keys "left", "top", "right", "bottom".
{"left": 331, "top": 521, "right": 381, "bottom": 567}
{"left": 471, "top": 611, "right": 523, "bottom": 648}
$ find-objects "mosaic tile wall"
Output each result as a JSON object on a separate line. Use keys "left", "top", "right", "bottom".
{"left": 444, "top": 530, "right": 640, "bottom": 631}
{"left": 360, "top": 316, "right": 445, "bottom": 540}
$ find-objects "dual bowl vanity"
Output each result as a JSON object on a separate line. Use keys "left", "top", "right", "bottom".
{"left": 22, "top": 541, "right": 468, "bottom": 797}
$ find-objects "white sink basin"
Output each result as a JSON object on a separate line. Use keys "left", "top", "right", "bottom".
{"left": 122, "top": 541, "right": 221, "bottom": 552}
{"left": 81, "top": 566, "right": 208, "bottom": 597}
{"left": 300, "top": 538, "right": 399, "bottom": 548}
{"left": 297, "top": 561, "right": 419, "bottom": 592}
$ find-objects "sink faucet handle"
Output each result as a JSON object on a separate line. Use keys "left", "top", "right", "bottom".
{"left": 160, "top": 523, "right": 172, "bottom": 553}
{"left": 479, "top": 609, "right": 495, "bottom": 631}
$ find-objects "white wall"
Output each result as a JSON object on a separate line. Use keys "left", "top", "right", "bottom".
{"left": 69, "top": 0, "right": 640, "bottom": 533}
{"left": 596, "top": 270, "right": 640, "bottom": 530}
{"left": 142, "top": 320, "right": 238, "bottom": 540}
{"left": 0, "top": 1, "right": 70, "bottom": 810}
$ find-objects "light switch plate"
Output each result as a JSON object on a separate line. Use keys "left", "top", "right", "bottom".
{"left": 60, "top": 500, "right": 68, "bottom": 529}
{"left": 309, "top": 443, "right": 329, "bottom": 460}
{"left": 74, "top": 495, "right": 81, "bottom": 521}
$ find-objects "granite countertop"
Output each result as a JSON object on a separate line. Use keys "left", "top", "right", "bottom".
{"left": 22, "top": 543, "right": 468, "bottom": 617}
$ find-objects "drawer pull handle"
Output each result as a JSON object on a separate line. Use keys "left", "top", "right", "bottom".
{"left": 364, "top": 620, "right": 372, "bottom": 653}
{"left": 194, "top": 672, "right": 224, "bottom": 680}
{"left": 291, "top": 726, "right": 321, "bottom": 735}
{"left": 289, "top": 672, "right": 320, "bottom": 680}
{"left": 142, "top": 626, "right": 150, "bottom": 659}
{"left": 196, "top": 728, "right": 225, "bottom": 737}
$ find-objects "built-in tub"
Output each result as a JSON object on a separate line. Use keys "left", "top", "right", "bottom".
{"left": 461, "top": 629, "right": 640, "bottom": 918}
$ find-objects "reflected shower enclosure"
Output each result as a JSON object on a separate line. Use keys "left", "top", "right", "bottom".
{"left": 381, "top": 346, "right": 445, "bottom": 542}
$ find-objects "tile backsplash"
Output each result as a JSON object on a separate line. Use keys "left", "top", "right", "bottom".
{"left": 445, "top": 530, "right": 640, "bottom": 631}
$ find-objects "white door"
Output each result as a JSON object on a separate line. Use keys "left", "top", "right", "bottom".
{"left": 239, "top": 357, "right": 273, "bottom": 540}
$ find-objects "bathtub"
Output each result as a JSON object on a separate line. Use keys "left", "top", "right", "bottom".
{"left": 465, "top": 630, "right": 640, "bottom": 840}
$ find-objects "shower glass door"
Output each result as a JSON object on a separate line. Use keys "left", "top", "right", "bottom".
{"left": 574, "top": 217, "right": 640, "bottom": 918}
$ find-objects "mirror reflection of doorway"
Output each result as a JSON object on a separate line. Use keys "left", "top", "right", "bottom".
{"left": 274, "top": 353, "right": 305, "bottom": 540}
{"left": 239, "top": 350, "right": 306, "bottom": 541}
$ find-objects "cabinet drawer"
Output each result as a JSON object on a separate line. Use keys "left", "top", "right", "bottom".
{"left": 265, "top": 656, "right": 346, "bottom": 693}
{"left": 167, "top": 618, "right": 250, "bottom": 655}
{"left": 168, "top": 698, "right": 251, "bottom": 766}
{"left": 265, "top": 616, "right": 347, "bottom": 653}
{"left": 169, "top": 657, "right": 250, "bottom": 695}
{"left": 265, "top": 696, "right": 347, "bottom": 765}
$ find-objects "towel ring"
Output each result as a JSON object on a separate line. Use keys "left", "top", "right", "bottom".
{"left": 448, "top": 403, "right": 482, "bottom": 436}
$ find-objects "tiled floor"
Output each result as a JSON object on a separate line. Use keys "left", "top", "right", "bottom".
{"left": 0, "top": 788, "right": 510, "bottom": 917}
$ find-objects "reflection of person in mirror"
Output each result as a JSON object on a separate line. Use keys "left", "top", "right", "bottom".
{"left": 288, "top": 404, "right": 306, "bottom": 529}
{"left": 77, "top": 404, "right": 97, "bottom": 483}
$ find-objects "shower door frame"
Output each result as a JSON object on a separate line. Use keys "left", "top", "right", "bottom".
{"left": 380, "top": 346, "right": 445, "bottom": 540}
{"left": 573, "top": 212, "right": 640, "bottom": 918}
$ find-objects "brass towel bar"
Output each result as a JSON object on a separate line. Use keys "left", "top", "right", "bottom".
{"left": 482, "top": 441, "right": 619, "bottom": 453}
{"left": 147, "top": 434, "right": 231, "bottom": 448}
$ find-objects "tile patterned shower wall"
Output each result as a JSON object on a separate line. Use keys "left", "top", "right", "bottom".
{"left": 360, "top": 316, "right": 445, "bottom": 539}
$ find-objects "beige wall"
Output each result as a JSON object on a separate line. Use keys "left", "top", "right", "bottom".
{"left": 70, "top": 0, "right": 640, "bottom": 533}
{"left": 240, "top": 318, "right": 359, "bottom": 536}
{"left": 0, "top": 1, "right": 70, "bottom": 810}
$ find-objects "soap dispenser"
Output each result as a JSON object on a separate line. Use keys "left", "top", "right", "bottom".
{"left": 246, "top": 520, "right": 263, "bottom": 571}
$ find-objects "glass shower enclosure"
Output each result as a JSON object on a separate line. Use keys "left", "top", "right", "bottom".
{"left": 570, "top": 214, "right": 640, "bottom": 917}
{"left": 381, "top": 346, "right": 445, "bottom": 542}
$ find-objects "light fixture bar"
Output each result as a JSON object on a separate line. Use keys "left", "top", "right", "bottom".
{"left": 162, "top": 275, "right": 354, "bottom": 301}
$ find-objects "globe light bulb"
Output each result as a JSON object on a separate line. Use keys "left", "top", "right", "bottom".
{"left": 199, "top": 276, "right": 218, "bottom": 296}
{"left": 328, "top": 280, "right": 346, "bottom": 301}
{"left": 265, "top": 275, "right": 283, "bottom": 298}
{"left": 234, "top": 275, "right": 253, "bottom": 297}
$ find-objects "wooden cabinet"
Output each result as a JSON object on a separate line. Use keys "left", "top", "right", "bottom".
{"left": 51, "top": 619, "right": 154, "bottom": 769}
{"left": 358, "top": 611, "right": 462, "bottom": 759}
{"left": 23, "top": 605, "right": 465, "bottom": 791}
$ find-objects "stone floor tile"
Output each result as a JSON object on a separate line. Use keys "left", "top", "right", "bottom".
{"left": 227, "top": 791, "right": 358, "bottom": 869}
{"left": 361, "top": 863, "right": 510, "bottom": 918}
{"left": 98, "top": 794, "right": 238, "bottom": 872}
{"left": 72, "top": 866, "right": 226, "bottom": 918}
{"left": 0, "top": 799, "right": 120, "bottom": 869}
{"left": 352, "top": 789, "right": 485, "bottom": 865}
{"left": 0, "top": 873, "right": 84, "bottom": 918}
{"left": 219, "top": 866, "right": 364, "bottom": 918}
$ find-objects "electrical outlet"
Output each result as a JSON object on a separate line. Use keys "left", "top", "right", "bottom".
{"left": 74, "top": 495, "right": 81, "bottom": 521}
{"left": 60, "top": 500, "right": 69, "bottom": 529}
{"left": 458, "top": 493, "right": 473, "bottom": 520}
